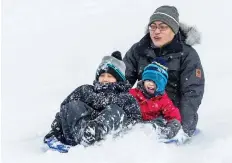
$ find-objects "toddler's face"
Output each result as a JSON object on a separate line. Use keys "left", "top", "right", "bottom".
{"left": 98, "top": 73, "right": 117, "bottom": 84}
{"left": 144, "top": 80, "right": 156, "bottom": 94}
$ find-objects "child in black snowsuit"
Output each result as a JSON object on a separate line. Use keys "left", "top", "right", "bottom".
{"left": 44, "top": 51, "right": 141, "bottom": 152}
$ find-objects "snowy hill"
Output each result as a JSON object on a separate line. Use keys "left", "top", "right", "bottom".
{"left": 2, "top": 0, "right": 232, "bottom": 162}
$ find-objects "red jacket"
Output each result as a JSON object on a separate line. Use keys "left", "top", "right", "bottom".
{"left": 129, "top": 88, "right": 181, "bottom": 122}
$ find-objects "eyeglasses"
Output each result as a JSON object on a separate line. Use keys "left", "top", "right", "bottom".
{"left": 148, "top": 24, "right": 169, "bottom": 32}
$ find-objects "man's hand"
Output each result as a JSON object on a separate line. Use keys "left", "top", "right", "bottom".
{"left": 157, "top": 128, "right": 191, "bottom": 145}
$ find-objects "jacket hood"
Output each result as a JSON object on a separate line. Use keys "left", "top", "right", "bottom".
{"left": 145, "top": 22, "right": 201, "bottom": 46}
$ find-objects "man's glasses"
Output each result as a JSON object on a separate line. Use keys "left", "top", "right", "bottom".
{"left": 149, "top": 24, "right": 169, "bottom": 32}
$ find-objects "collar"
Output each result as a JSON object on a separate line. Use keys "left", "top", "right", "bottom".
{"left": 93, "top": 80, "right": 131, "bottom": 93}
{"left": 136, "top": 33, "right": 183, "bottom": 58}
{"left": 150, "top": 34, "right": 183, "bottom": 56}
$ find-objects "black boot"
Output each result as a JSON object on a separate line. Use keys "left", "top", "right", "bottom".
{"left": 81, "top": 121, "right": 108, "bottom": 145}
{"left": 81, "top": 104, "right": 127, "bottom": 146}
{"left": 44, "top": 115, "right": 65, "bottom": 143}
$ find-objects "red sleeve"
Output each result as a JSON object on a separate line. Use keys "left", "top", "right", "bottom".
{"left": 129, "top": 88, "right": 137, "bottom": 98}
{"left": 160, "top": 94, "right": 182, "bottom": 122}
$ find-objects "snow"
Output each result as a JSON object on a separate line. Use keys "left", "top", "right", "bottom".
{"left": 2, "top": 0, "right": 232, "bottom": 162}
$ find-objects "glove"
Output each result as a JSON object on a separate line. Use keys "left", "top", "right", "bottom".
{"left": 157, "top": 128, "right": 191, "bottom": 145}
{"left": 154, "top": 119, "right": 181, "bottom": 139}
{"left": 165, "top": 119, "right": 181, "bottom": 139}
{"left": 151, "top": 117, "right": 166, "bottom": 129}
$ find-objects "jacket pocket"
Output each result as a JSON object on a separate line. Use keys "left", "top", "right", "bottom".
{"left": 167, "top": 56, "right": 181, "bottom": 82}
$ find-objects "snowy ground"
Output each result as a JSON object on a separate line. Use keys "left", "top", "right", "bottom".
{"left": 2, "top": 0, "right": 232, "bottom": 162}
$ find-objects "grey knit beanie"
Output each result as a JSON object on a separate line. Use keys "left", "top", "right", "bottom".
{"left": 96, "top": 51, "right": 126, "bottom": 82}
{"left": 149, "top": 5, "right": 179, "bottom": 34}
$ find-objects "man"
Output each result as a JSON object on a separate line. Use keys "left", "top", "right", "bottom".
{"left": 123, "top": 5, "right": 205, "bottom": 143}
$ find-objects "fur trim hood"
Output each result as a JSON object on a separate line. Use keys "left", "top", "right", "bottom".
{"left": 145, "top": 22, "right": 201, "bottom": 46}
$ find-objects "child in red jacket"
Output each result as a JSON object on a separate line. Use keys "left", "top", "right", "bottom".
{"left": 129, "top": 57, "right": 181, "bottom": 139}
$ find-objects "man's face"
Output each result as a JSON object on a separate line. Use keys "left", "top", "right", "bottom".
{"left": 149, "top": 21, "right": 175, "bottom": 48}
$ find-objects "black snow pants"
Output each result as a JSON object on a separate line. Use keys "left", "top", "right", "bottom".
{"left": 59, "top": 100, "right": 127, "bottom": 146}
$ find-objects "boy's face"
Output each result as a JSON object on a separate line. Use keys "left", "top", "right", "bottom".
{"left": 144, "top": 80, "right": 156, "bottom": 94}
{"left": 98, "top": 73, "right": 117, "bottom": 84}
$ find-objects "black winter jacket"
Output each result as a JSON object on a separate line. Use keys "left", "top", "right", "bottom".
{"left": 123, "top": 23, "right": 205, "bottom": 136}
{"left": 45, "top": 80, "right": 142, "bottom": 145}
{"left": 60, "top": 80, "right": 141, "bottom": 120}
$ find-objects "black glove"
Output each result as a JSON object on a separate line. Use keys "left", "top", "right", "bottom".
{"left": 151, "top": 117, "right": 166, "bottom": 128}
{"left": 153, "top": 119, "right": 181, "bottom": 139}
{"left": 164, "top": 119, "right": 181, "bottom": 139}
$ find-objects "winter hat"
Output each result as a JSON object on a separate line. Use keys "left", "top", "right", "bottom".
{"left": 148, "top": 5, "right": 179, "bottom": 34}
{"left": 96, "top": 51, "right": 126, "bottom": 82}
{"left": 142, "top": 57, "right": 168, "bottom": 95}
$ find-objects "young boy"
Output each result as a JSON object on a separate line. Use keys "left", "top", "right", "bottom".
{"left": 44, "top": 51, "right": 141, "bottom": 152}
{"left": 129, "top": 57, "right": 182, "bottom": 140}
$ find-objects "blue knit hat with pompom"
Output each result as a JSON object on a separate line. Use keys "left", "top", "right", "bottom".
{"left": 142, "top": 57, "right": 168, "bottom": 95}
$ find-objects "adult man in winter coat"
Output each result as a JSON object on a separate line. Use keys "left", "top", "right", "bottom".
{"left": 123, "top": 5, "right": 205, "bottom": 143}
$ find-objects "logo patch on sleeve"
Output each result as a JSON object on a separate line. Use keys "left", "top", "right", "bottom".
{"left": 196, "top": 69, "right": 202, "bottom": 78}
